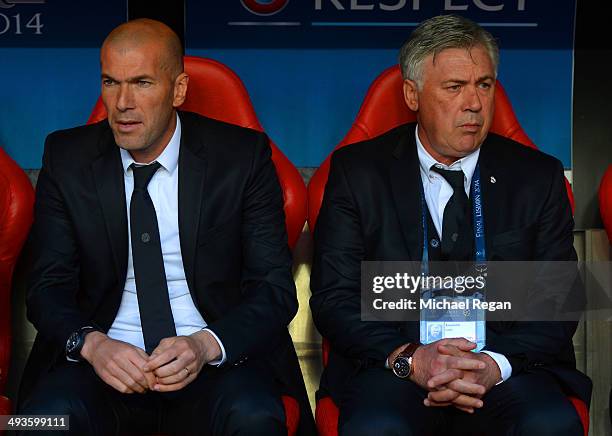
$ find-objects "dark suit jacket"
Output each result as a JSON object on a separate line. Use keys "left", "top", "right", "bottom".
{"left": 21, "top": 111, "right": 315, "bottom": 434}
{"left": 310, "top": 122, "right": 592, "bottom": 406}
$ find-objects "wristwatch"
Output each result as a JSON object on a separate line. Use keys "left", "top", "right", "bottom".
{"left": 66, "top": 326, "right": 99, "bottom": 362}
{"left": 391, "top": 343, "right": 421, "bottom": 379}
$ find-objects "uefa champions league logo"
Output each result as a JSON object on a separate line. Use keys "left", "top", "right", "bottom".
{"left": 0, "top": 0, "right": 44, "bottom": 9}
{"left": 240, "top": 0, "right": 289, "bottom": 16}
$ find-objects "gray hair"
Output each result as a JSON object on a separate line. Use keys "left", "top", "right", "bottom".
{"left": 399, "top": 15, "right": 499, "bottom": 89}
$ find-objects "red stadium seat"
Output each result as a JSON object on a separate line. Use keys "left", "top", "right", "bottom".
{"left": 88, "top": 56, "right": 307, "bottom": 250}
{"left": 0, "top": 147, "right": 35, "bottom": 416}
{"left": 87, "top": 56, "right": 303, "bottom": 435}
{"left": 307, "top": 65, "right": 588, "bottom": 436}
{"left": 599, "top": 165, "right": 612, "bottom": 243}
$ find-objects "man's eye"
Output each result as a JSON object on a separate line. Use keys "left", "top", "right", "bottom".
{"left": 479, "top": 82, "right": 492, "bottom": 89}
{"left": 102, "top": 79, "right": 115, "bottom": 86}
{"left": 138, "top": 80, "right": 152, "bottom": 88}
{"left": 447, "top": 85, "right": 461, "bottom": 91}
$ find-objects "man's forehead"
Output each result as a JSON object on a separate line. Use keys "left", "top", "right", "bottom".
{"left": 102, "top": 39, "right": 161, "bottom": 58}
{"left": 101, "top": 41, "right": 163, "bottom": 71}
{"left": 423, "top": 47, "right": 494, "bottom": 78}
{"left": 431, "top": 47, "right": 490, "bottom": 66}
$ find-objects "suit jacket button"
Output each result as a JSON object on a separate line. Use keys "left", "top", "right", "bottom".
{"left": 141, "top": 232, "right": 151, "bottom": 243}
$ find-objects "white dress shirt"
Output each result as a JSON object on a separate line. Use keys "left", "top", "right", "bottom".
{"left": 106, "top": 115, "right": 226, "bottom": 365}
{"left": 415, "top": 125, "right": 512, "bottom": 383}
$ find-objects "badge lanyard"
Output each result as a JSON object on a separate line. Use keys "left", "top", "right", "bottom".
{"left": 420, "top": 164, "right": 487, "bottom": 274}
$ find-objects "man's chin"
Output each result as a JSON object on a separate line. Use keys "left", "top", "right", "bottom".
{"left": 112, "top": 134, "right": 146, "bottom": 151}
{"left": 116, "top": 143, "right": 145, "bottom": 151}
{"left": 457, "top": 135, "right": 485, "bottom": 154}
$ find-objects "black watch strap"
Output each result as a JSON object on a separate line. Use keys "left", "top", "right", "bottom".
{"left": 66, "top": 326, "right": 99, "bottom": 362}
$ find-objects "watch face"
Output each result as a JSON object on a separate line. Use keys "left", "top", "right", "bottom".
{"left": 393, "top": 357, "right": 411, "bottom": 378}
{"left": 66, "top": 331, "right": 80, "bottom": 355}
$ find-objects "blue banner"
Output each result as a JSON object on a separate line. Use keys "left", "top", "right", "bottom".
{"left": 0, "top": 0, "right": 575, "bottom": 170}
{"left": 187, "top": 0, "right": 575, "bottom": 48}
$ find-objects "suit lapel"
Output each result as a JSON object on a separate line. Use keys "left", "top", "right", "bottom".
{"left": 177, "top": 113, "right": 207, "bottom": 301}
{"left": 389, "top": 128, "right": 423, "bottom": 261}
{"left": 91, "top": 125, "right": 128, "bottom": 283}
{"left": 477, "top": 135, "right": 511, "bottom": 258}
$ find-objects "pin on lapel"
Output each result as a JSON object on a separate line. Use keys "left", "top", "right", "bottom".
{"left": 490, "top": 176, "right": 496, "bottom": 184}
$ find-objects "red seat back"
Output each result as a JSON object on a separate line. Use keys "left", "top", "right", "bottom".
{"left": 88, "top": 56, "right": 307, "bottom": 249}
{"left": 307, "top": 65, "right": 574, "bottom": 231}
{"left": 599, "top": 165, "right": 612, "bottom": 243}
{"left": 0, "top": 147, "right": 35, "bottom": 398}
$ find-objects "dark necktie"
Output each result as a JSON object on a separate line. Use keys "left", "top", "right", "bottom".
{"left": 130, "top": 162, "right": 176, "bottom": 354}
{"left": 430, "top": 166, "right": 469, "bottom": 259}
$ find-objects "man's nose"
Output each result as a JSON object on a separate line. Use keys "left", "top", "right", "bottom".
{"left": 464, "top": 85, "right": 483, "bottom": 112}
{"left": 116, "top": 83, "right": 135, "bottom": 111}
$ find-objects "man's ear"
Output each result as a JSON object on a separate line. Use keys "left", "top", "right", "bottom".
{"left": 173, "top": 73, "right": 189, "bottom": 108}
{"left": 403, "top": 79, "right": 419, "bottom": 112}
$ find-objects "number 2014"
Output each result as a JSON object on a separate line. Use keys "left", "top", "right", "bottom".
{"left": 0, "top": 13, "right": 43, "bottom": 35}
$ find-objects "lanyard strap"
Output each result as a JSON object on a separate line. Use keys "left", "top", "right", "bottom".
{"left": 420, "top": 163, "right": 486, "bottom": 276}
{"left": 471, "top": 164, "right": 486, "bottom": 264}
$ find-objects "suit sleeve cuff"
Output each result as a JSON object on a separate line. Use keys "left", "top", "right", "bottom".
{"left": 203, "top": 328, "right": 227, "bottom": 366}
{"left": 481, "top": 350, "right": 512, "bottom": 384}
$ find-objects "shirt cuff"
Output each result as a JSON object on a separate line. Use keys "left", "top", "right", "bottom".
{"left": 203, "top": 328, "right": 227, "bottom": 366}
{"left": 481, "top": 350, "right": 512, "bottom": 384}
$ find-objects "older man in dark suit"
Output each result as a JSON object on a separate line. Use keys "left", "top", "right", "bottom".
{"left": 19, "top": 18, "right": 314, "bottom": 436}
{"left": 311, "top": 15, "right": 591, "bottom": 435}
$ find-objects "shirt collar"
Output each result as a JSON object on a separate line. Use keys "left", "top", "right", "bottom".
{"left": 415, "top": 124, "right": 480, "bottom": 187}
{"left": 120, "top": 113, "right": 181, "bottom": 176}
